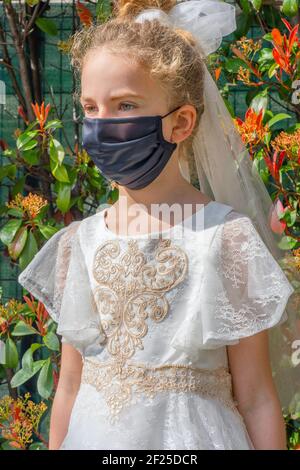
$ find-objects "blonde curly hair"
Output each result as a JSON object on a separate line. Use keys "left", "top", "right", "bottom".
{"left": 69, "top": 0, "right": 207, "bottom": 186}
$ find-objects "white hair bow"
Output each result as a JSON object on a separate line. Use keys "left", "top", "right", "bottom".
{"left": 134, "top": 0, "right": 237, "bottom": 56}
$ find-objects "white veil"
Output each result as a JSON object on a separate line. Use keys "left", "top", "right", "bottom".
{"left": 134, "top": 0, "right": 299, "bottom": 413}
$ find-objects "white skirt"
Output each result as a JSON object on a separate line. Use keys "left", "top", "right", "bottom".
{"left": 59, "top": 383, "right": 255, "bottom": 450}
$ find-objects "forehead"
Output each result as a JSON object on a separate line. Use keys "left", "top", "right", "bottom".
{"left": 80, "top": 47, "right": 165, "bottom": 101}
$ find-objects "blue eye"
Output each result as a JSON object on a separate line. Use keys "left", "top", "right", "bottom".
{"left": 119, "top": 103, "right": 136, "bottom": 111}
{"left": 84, "top": 105, "right": 97, "bottom": 114}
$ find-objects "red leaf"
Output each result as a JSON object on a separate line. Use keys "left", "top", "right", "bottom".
{"left": 281, "top": 18, "right": 292, "bottom": 32}
{"left": 289, "top": 24, "right": 299, "bottom": 53}
{"left": 269, "top": 199, "right": 287, "bottom": 234}
{"left": 272, "top": 28, "right": 283, "bottom": 46}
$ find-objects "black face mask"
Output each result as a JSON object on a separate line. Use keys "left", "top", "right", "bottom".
{"left": 81, "top": 106, "right": 181, "bottom": 190}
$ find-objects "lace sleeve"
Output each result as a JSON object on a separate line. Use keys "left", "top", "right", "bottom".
{"left": 206, "top": 210, "right": 295, "bottom": 346}
{"left": 18, "top": 221, "right": 105, "bottom": 355}
{"left": 17, "top": 222, "right": 80, "bottom": 323}
{"left": 169, "top": 208, "right": 295, "bottom": 358}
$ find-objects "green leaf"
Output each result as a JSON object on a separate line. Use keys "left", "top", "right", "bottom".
{"left": 268, "top": 62, "right": 279, "bottom": 78}
{"left": 8, "top": 225, "right": 28, "bottom": 260}
{"left": 22, "top": 139, "right": 38, "bottom": 152}
{"left": 18, "top": 230, "right": 38, "bottom": 270}
{"left": 6, "top": 208, "right": 23, "bottom": 218}
{"left": 38, "top": 224, "right": 59, "bottom": 240}
{"left": 35, "top": 17, "right": 58, "bottom": 36}
{"left": 22, "top": 147, "right": 40, "bottom": 166}
{"left": 267, "top": 113, "right": 291, "bottom": 128}
{"left": 16, "top": 130, "right": 38, "bottom": 150}
{"left": 12, "top": 320, "right": 38, "bottom": 336}
{"left": 22, "top": 348, "right": 34, "bottom": 372}
{"left": 224, "top": 58, "right": 249, "bottom": 74}
{"left": 278, "top": 235, "right": 298, "bottom": 250}
{"left": 0, "top": 164, "right": 17, "bottom": 181}
{"left": 21, "top": 343, "right": 43, "bottom": 372}
{"left": 250, "top": 0, "right": 262, "bottom": 10}
{"left": 281, "top": 0, "right": 299, "bottom": 16}
{"left": 253, "top": 152, "right": 270, "bottom": 184}
{"left": 263, "top": 32, "right": 274, "bottom": 42}
{"left": 5, "top": 337, "right": 19, "bottom": 369}
{"left": 0, "top": 218, "right": 22, "bottom": 245}
{"left": 44, "top": 120, "right": 63, "bottom": 131}
{"left": 49, "top": 137, "right": 65, "bottom": 164}
{"left": 10, "top": 360, "right": 45, "bottom": 388}
{"left": 257, "top": 48, "right": 274, "bottom": 69}
{"left": 37, "top": 358, "right": 53, "bottom": 399}
{"left": 51, "top": 161, "right": 70, "bottom": 183}
{"left": 56, "top": 182, "right": 71, "bottom": 213}
{"left": 43, "top": 331, "right": 60, "bottom": 351}
{"left": 240, "top": 0, "right": 252, "bottom": 13}
{"left": 250, "top": 89, "right": 269, "bottom": 113}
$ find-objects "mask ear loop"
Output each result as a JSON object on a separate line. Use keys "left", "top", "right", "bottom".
{"left": 161, "top": 105, "right": 182, "bottom": 144}
{"left": 161, "top": 105, "right": 182, "bottom": 119}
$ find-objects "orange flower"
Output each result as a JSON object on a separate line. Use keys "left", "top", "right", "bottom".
{"left": 272, "top": 128, "right": 300, "bottom": 161}
{"left": 6, "top": 192, "right": 48, "bottom": 219}
{"left": 0, "top": 393, "right": 47, "bottom": 449}
{"left": 76, "top": 1, "right": 93, "bottom": 26}
{"left": 214, "top": 67, "right": 222, "bottom": 81}
{"left": 235, "top": 36, "right": 262, "bottom": 57}
{"left": 31, "top": 101, "right": 51, "bottom": 131}
{"left": 234, "top": 108, "right": 269, "bottom": 150}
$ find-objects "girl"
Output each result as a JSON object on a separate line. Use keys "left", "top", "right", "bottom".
{"left": 18, "top": 0, "right": 295, "bottom": 450}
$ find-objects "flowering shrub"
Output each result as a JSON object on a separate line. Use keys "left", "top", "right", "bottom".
{"left": 0, "top": 0, "right": 299, "bottom": 450}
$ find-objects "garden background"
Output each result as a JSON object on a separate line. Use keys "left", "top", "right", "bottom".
{"left": 0, "top": 0, "right": 299, "bottom": 450}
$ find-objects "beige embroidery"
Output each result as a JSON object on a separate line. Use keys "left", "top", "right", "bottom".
{"left": 88, "top": 237, "right": 240, "bottom": 424}
{"left": 92, "top": 238, "right": 188, "bottom": 361}
{"left": 81, "top": 357, "right": 239, "bottom": 425}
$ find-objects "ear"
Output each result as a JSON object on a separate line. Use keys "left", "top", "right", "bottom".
{"left": 169, "top": 104, "right": 197, "bottom": 144}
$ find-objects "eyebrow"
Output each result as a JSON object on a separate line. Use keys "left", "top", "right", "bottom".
{"left": 80, "top": 92, "right": 145, "bottom": 102}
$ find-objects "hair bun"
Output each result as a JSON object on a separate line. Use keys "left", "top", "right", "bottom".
{"left": 114, "top": 0, "right": 176, "bottom": 19}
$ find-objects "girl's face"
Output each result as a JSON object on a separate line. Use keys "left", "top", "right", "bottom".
{"left": 80, "top": 47, "right": 178, "bottom": 144}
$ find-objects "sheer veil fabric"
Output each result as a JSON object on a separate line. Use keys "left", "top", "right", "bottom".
{"left": 135, "top": 0, "right": 298, "bottom": 412}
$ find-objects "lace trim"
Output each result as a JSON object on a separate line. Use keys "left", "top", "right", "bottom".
{"left": 81, "top": 357, "right": 240, "bottom": 425}
{"left": 212, "top": 210, "right": 292, "bottom": 340}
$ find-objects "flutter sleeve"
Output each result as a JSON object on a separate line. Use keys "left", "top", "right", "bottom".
{"left": 17, "top": 220, "right": 105, "bottom": 355}
{"left": 199, "top": 210, "right": 295, "bottom": 348}
{"left": 170, "top": 209, "right": 295, "bottom": 356}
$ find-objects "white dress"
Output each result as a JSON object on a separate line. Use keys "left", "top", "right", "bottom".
{"left": 17, "top": 201, "right": 295, "bottom": 450}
